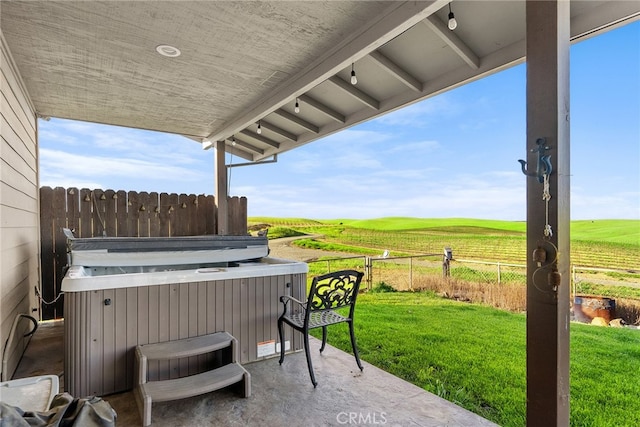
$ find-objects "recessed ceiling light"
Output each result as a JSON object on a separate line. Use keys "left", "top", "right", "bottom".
{"left": 156, "top": 45, "right": 181, "bottom": 58}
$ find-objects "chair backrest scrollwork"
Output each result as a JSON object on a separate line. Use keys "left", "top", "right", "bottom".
{"left": 306, "top": 270, "right": 364, "bottom": 314}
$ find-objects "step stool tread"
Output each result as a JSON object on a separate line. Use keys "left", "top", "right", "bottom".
{"left": 138, "top": 331, "right": 234, "bottom": 361}
{"left": 139, "top": 362, "right": 248, "bottom": 403}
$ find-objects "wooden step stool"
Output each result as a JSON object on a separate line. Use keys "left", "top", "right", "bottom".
{"left": 134, "top": 331, "right": 251, "bottom": 426}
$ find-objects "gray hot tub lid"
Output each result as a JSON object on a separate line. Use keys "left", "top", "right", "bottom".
{"left": 64, "top": 229, "right": 267, "bottom": 252}
{"left": 63, "top": 229, "right": 269, "bottom": 266}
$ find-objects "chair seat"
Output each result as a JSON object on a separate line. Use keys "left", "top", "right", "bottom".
{"left": 283, "top": 310, "right": 349, "bottom": 330}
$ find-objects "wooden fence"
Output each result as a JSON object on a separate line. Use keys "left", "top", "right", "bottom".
{"left": 39, "top": 186, "right": 247, "bottom": 320}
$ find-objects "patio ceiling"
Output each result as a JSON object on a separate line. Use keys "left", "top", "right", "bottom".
{"left": 2, "top": 1, "right": 639, "bottom": 162}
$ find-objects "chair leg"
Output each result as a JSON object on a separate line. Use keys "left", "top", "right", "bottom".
{"left": 278, "top": 319, "right": 285, "bottom": 365}
{"left": 348, "top": 321, "right": 363, "bottom": 371}
{"left": 320, "top": 326, "right": 328, "bottom": 353}
{"left": 303, "top": 332, "right": 317, "bottom": 387}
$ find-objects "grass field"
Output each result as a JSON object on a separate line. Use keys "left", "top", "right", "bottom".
{"left": 310, "top": 292, "right": 640, "bottom": 427}
{"left": 249, "top": 217, "right": 640, "bottom": 269}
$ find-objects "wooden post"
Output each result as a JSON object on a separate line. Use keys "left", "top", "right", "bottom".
{"left": 409, "top": 256, "right": 413, "bottom": 290}
{"left": 215, "top": 141, "right": 228, "bottom": 235}
{"left": 525, "top": 1, "right": 571, "bottom": 425}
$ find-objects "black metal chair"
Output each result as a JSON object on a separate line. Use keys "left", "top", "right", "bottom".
{"left": 278, "top": 269, "right": 364, "bottom": 387}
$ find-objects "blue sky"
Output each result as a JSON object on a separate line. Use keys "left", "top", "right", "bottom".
{"left": 39, "top": 21, "right": 639, "bottom": 221}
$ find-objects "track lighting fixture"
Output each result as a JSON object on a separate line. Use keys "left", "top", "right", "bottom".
{"left": 257, "top": 121, "right": 262, "bottom": 134}
{"left": 350, "top": 63, "right": 358, "bottom": 85}
{"left": 294, "top": 98, "right": 300, "bottom": 113}
{"left": 448, "top": 3, "right": 457, "bottom": 31}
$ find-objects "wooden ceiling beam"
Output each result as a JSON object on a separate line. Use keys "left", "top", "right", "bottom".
{"left": 272, "top": 109, "right": 320, "bottom": 134}
{"left": 259, "top": 120, "right": 298, "bottom": 142}
{"left": 369, "top": 50, "right": 423, "bottom": 92}
{"left": 298, "top": 94, "right": 346, "bottom": 123}
{"left": 238, "top": 129, "right": 280, "bottom": 148}
{"left": 230, "top": 136, "right": 264, "bottom": 155}
{"left": 422, "top": 15, "right": 480, "bottom": 70}
{"left": 224, "top": 142, "right": 254, "bottom": 161}
{"left": 327, "top": 76, "right": 380, "bottom": 110}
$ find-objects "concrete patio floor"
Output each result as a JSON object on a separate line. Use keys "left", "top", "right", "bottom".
{"left": 14, "top": 320, "right": 498, "bottom": 427}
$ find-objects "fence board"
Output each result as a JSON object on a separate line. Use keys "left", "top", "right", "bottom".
{"left": 164, "top": 193, "right": 179, "bottom": 236}
{"left": 186, "top": 194, "right": 199, "bottom": 236}
{"left": 79, "top": 188, "right": 92, "bottom": 238}
{"left": 229, "top": 196, "right": 247, "bottom": 236}
{"left": 127, "top": 191, "right": 140, "bottom": 237}
{"left": 91, "top": 189, "right": 105, "bottom": 237}
{"left": 116, "top": 190, "right": 128, "bottom": 236}
{"left": 103, "top": 189, "right": 117, "bottom": 237}
{"left": 174, "top": 194, "right": 190, "bottom": 236}
{"left": 51, "top": 187, "right": 67, "bottom": 318}
{"left": 67, "top": 188, "right": 80, "bottom": 234}
{"left": 146, "top": 193, "right": 160, "bottom": 237}
{"left": 159, "top": 193, "right": 178, "bottom": 237}
{"left": 149, "top": 192, "right": 160, "bottom": 237}
{"left": 204, "top": 196, "right": 216, "bottom": 234}
{"left": 229, "top": 197, "right": 238, "bottom": 235}
{"left": 39, "top": 187, "right": 55, "bottom": 320}
{"left": 137, "top": 191, "right": 153, "bottom": 237}
{"left": 196, "top": 195, "right": 207, "bottom": 235}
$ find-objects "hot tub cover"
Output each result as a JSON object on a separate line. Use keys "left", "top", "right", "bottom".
{"left": 63, "top": 229, "right": 269, "bottom": 267}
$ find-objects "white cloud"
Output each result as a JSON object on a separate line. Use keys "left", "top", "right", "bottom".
{"left": 240, "top": 169, "right": 527, "bottom": 220}
{"left": 287, "top": 130, "right": 389, "bottom": 173}
{"left": 39, "top": 174, "right": 105, "bottom": 190}
{"left": 386, "top": 139, "right": 440, "bottom": 154}
{"left": 320, "top": 129, "right": 391, "bottom": 146}
{"left": 571, "top": 190, "right": 640, "bottom": 220}
{"left": 40, "top": 118, "right": 201, "bottom": 165}
{"left": 374, "top": 95, "right": 461, "bottom": 128}
{"left": 39, "top": 149, "right": 208, "bottom": 188}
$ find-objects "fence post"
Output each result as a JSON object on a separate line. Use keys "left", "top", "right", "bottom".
{"left": 497, "top": 262, "right": 502, "bottom": 284}
{"left": 409, "top": 256, "right": 413, "bottom": 290}
{"left": 442, "top": 258, "right": 449, "bottom": 277}
{"left": 364, "top": 256, "right": 368, "bottom": 290}
{"left": 442, "top": 250, "right": 451, "bottom": 278}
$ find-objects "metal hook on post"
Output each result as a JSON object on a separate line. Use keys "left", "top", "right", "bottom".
{"left": 518, "top": 137, "right": 553, "bottom": 183}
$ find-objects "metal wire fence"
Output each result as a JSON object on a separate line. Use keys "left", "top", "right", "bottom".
{"left": 307, "top": 254, "right": 640, "bottom": 323}
{"left": 308, "top": 255, "right": 527, "bottom": 291}
{"left": 307, "top": 255, "right": 638, "bottom": 293}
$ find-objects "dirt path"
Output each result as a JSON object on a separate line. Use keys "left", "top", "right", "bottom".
{"left": 267, "top": 235, "right": 348, "bottom": 262}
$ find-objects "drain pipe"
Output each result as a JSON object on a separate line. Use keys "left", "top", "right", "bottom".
{"left": 1, "top": 313, "right": 38, "bottom": 381}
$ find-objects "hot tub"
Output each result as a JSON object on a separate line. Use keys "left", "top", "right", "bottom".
{"left": 61, "top": 234, "right": 307, "bottom": 397}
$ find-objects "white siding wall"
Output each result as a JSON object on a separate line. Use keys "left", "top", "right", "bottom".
{"left": 0, "top": 31, "right": 40, "bottom": 380}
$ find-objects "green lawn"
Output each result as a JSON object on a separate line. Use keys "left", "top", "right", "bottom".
{"left": 311, "top": 292, "right": 640, "bottom": 427}
{"left": 249, "top": 217, "right": 640, "bottom": 268}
